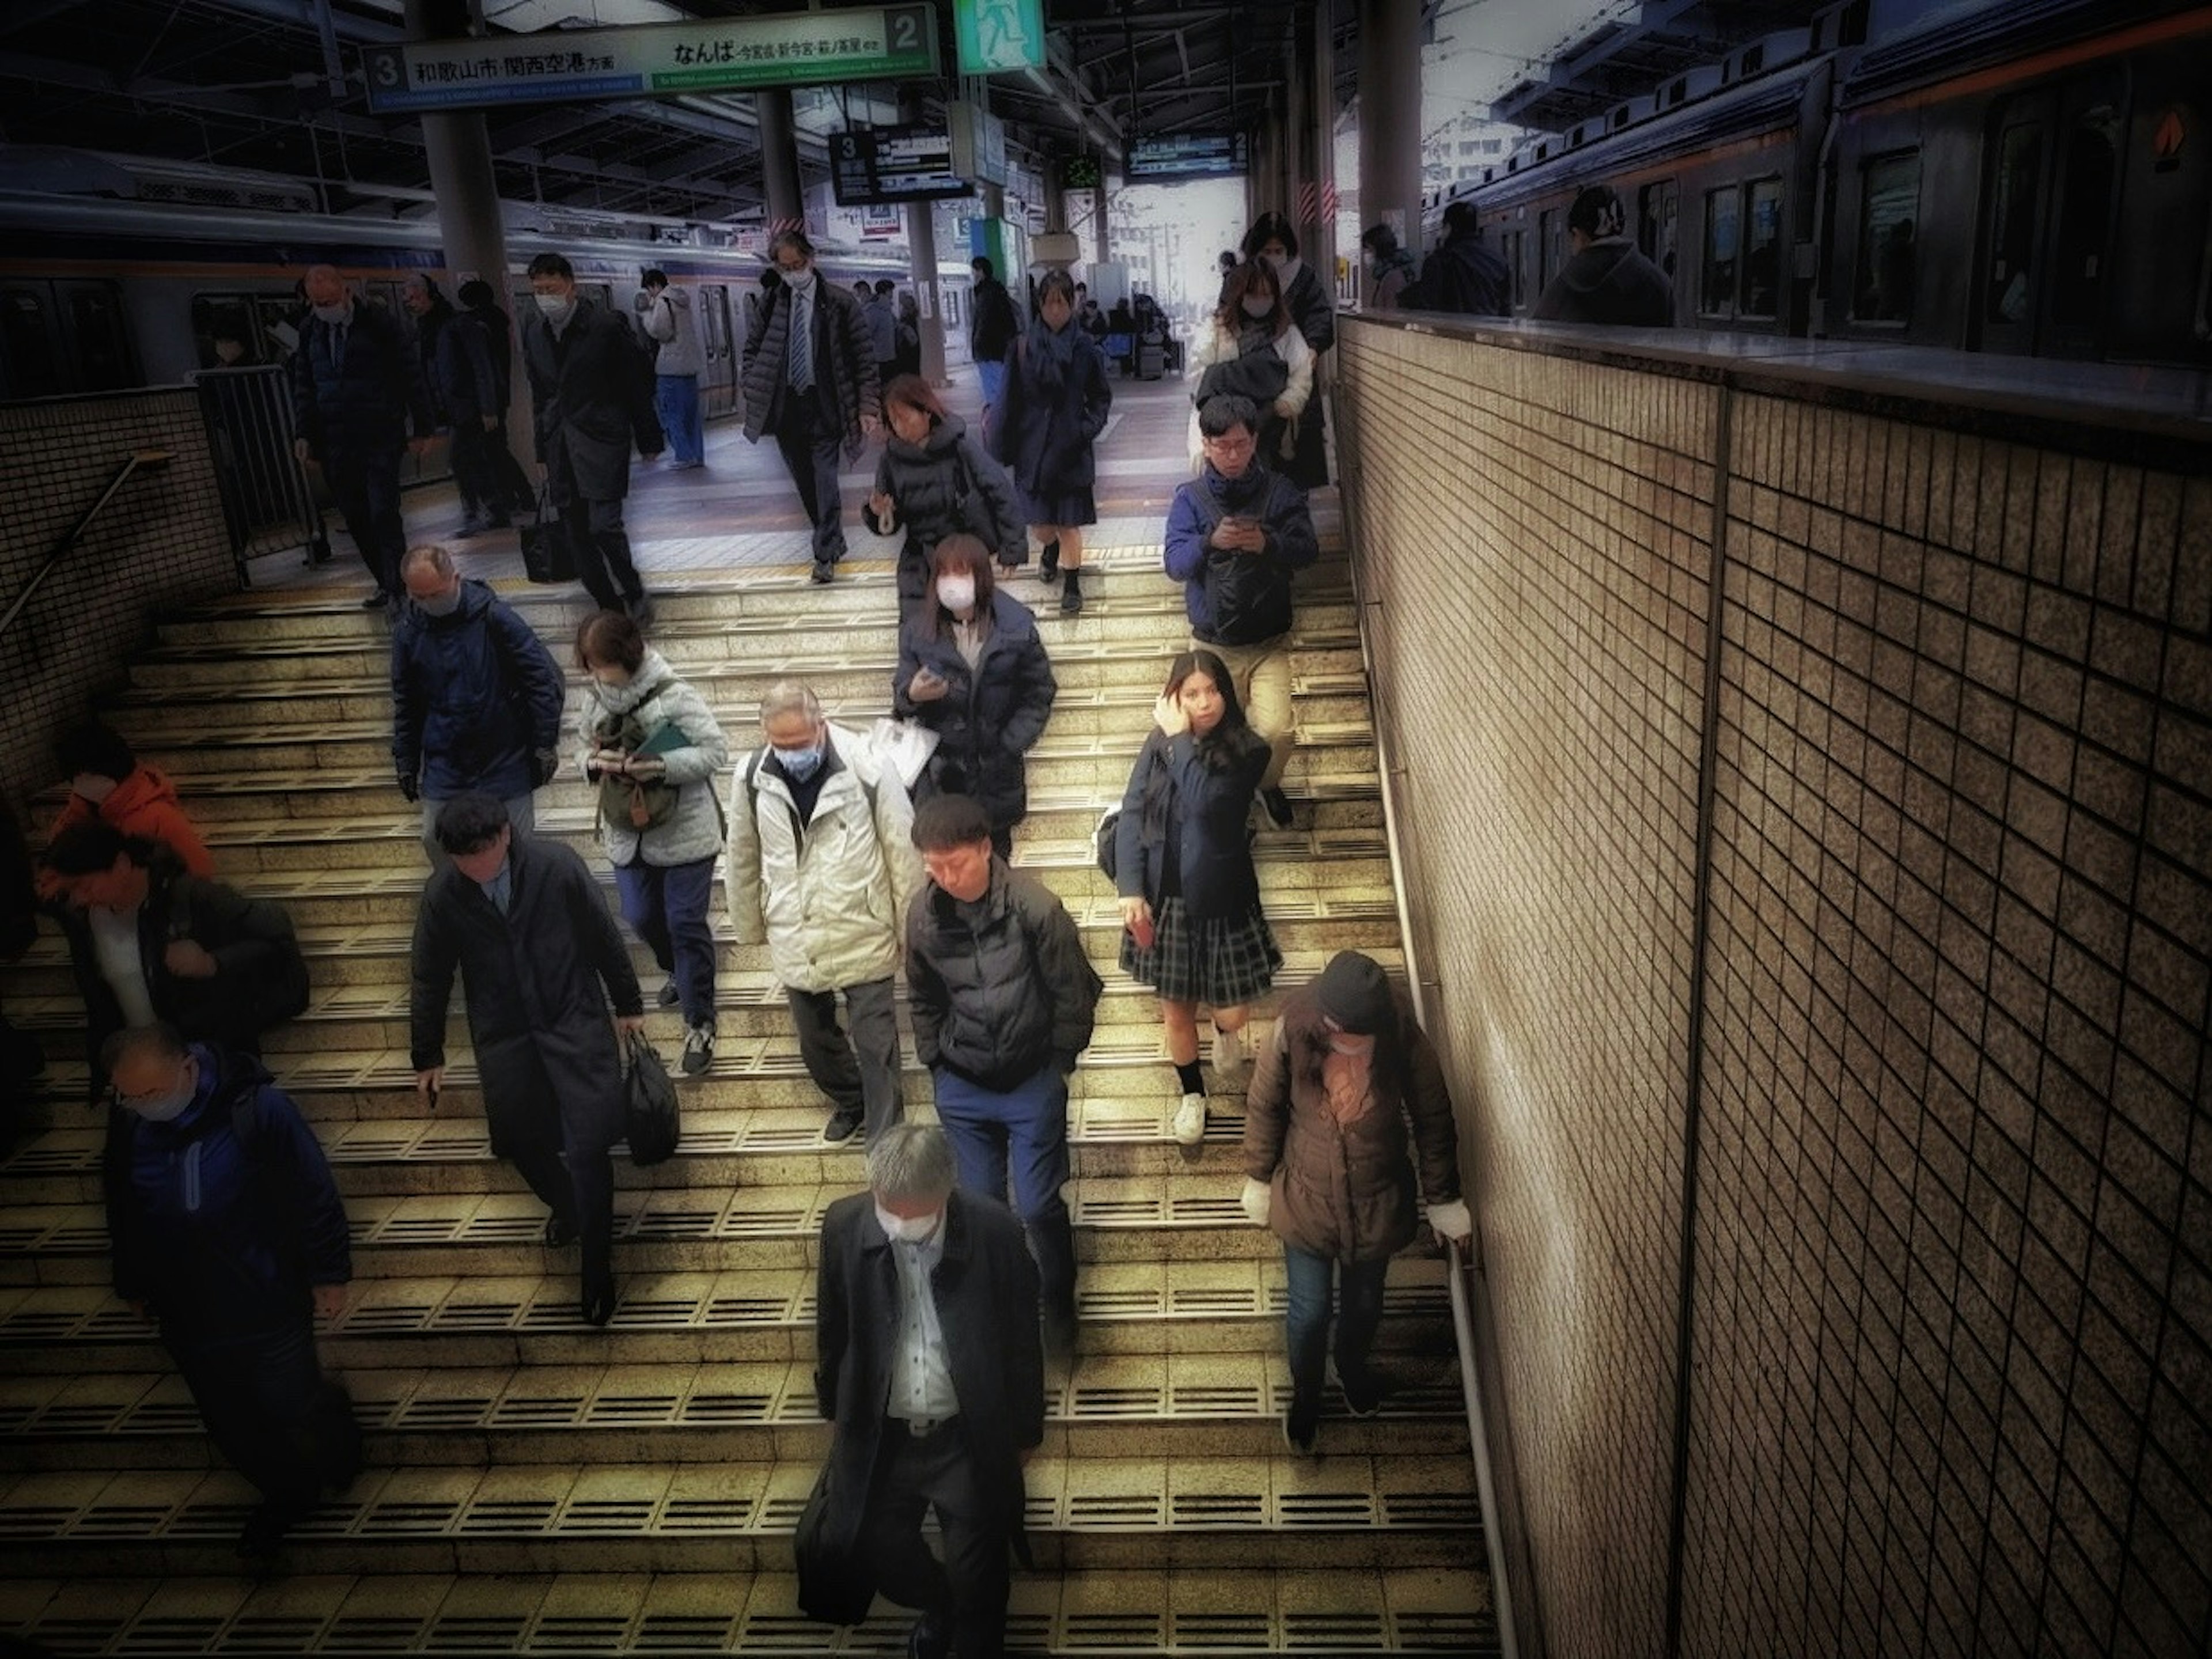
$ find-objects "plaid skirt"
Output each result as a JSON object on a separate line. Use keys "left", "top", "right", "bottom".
{"left": 1120, "top": 896, "right": 1282, "bottom": 1006}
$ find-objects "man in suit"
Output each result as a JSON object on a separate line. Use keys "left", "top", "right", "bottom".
{"left": 802, "top": 1123, "right": 1044, "bottom": 1659}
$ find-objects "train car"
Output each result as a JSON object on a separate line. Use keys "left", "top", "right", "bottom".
{"left": 0, "top": 176, "right": 976, "bottom": 403}
{"left": 1437, "top": 0, "right": 2212, "bottom": 367}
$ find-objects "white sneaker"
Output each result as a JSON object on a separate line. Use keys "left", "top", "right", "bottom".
{"left": 1211, "top": 1023, "right": 1249, "bottom": 1077}
{"left": 1172, "top": 1092, "right": 1208, "bottom": 1146}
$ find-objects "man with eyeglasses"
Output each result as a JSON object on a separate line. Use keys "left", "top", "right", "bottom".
{"left": 1162, "top": 392, "right": 1321, "bottom": 830}
{"left": 737, "top": 229, "right": 883, "bottom": 584}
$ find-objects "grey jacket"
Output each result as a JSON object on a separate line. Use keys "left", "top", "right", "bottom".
{"left": 577, "top": 649, "right": 730, "bottom": 868}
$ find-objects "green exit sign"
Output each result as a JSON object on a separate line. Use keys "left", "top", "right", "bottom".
{"left": 955, "top": 0, "right": 1045, "bottom": 74}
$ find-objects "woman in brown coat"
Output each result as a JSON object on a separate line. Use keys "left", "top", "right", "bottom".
{"left": 1241, "top": 951, "right": 1472, "bottom": 1452}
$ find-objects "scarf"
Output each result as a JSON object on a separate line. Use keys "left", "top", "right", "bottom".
{"left": 1026, "top": 315, "right": 1080, "bottom": 393}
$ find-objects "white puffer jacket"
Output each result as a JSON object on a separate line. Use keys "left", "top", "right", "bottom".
{"left": 642, "top": 286, "right": 707, "bottom": 377}
{"left": 576, "top": 649, "right": 730, "bottom": 868}
{"left": 724, "top": 724, "right": 922, "bottom": 993}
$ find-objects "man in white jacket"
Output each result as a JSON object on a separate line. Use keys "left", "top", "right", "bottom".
{"left": 726, "top": 681, "right": 922, "bottom": 1143}
{"left": 638, "top": 270, "right": 706, "bottom": 469}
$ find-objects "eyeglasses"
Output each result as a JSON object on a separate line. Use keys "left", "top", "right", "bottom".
{"left": 1203, "top": 434, "right": 1256, "bottom": 453}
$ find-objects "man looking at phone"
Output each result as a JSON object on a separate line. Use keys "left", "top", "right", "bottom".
{"left": 1162, "top": 393, "right": 1320, "bottom": 829}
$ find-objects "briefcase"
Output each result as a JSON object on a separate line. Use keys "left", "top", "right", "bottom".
{"left": 518, "top": 487, "right": 575, "bottom": 584}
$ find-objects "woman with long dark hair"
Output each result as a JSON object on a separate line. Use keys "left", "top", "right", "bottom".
{"left": 1112, "top": 649, "right": 1279, "bottom": 1145}
{"left": 987, "top": 268, "right": 1113, "bottom": 614}
{"left": 1185, "top": 260, "right": 1313, "bottom": 474}
{"left": 864, "top": 374, "right": 1026, "bottom": 600}
{"left": 1240, "top": 213, "right": 1335, "bottom": 490}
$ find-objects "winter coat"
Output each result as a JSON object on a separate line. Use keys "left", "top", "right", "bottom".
{"left": 408, "top": 834, "right": 644, "bottom": 1159}
{"left": 970, "top": 275, "right": 1020, "bottom": 362}
{"left": 862, "top": 412, "right": 1027, "bottom": 578}
{"left": 521, "top": 296, "right": 665, "bottom": 503}
{"left": 641, "top": 286, "right": 706, "bottom": 377}
{"left": 287, "top": 300, "right": 435, "bottom": 461}
{"left": 1163, "top": 461, "right": 1320, "bottom": 647}
{"left": 470, "top": 301, "right": 519, "bottom": 389}
{"left": 1184, "top": 321, "right": 1313, "bottom": 471}
{"left": 46, "top": 765, "right": 215, "bottom": 877}
{"left": 806, "top": 1188, "right": 1043, "bottom": 1612}
{"left": 892, "top": 590, "right": 1057, "bottom": 832}
{"left": 577, "top": 648, "right": 730, "bottom": 868}
{"left": 863, "top": 295, "right": 899, "bottom": 364}
{"left": 1275, "top": 260, "right": 1335, "bottom": 490}
{"left": 1369, "top": 247, "right": 1419, "bottom": 309}
{"left": 391, "top": 578, "right": 567, "bottom": 802}
{"left": 1410, "top": 230, "right": 1510, "bottom": 317}
{"left": 906, "top": 859, "right": 1100, "bottom": 1091}
{"left": 1112, "top": 727, "right": 1270, "bottom": 923}
{"left": 987, "top": 324, "right": 1112, "bottom": 498}
{"left": 724, "top": 726, "right": 922, "bottom": 994}
{"left": 740, "top": 279, "right": 880, "bottom": 453}
{"left": 1532, "top": 238, "right": 1676, "bottom": 328}
{"left": 415, "top": 305, "right": 500, "bottom": 427}
{"left": 60, "top": 854, "right": 310, "bottom": 1089}
{"left": 1243, "top": 981, "right": 1463, "bottom": 1264}
{"left": 103, "top": 1044, "right": 350, "bottom": 1337}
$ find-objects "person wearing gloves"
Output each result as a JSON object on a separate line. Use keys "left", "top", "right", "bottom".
{"left": 863, "top": 376, "right": 1027, "bottom": 600}
{"left": 1240, "top": 950, "right": 1471, "bottom": 1453}
{"left": 393, "top": 543, "right": 567, "bottom": 865}
{"left": 637, "top": 269, "right": 707, "bottom": 469}
{"left": 575, "top": 609, "right": 730, "bottom": 1078}
{"left": 1184, "top": 261, "right": 1312, "bottom": 478}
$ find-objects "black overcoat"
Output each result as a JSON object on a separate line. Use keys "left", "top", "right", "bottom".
{"left": 520, "top": 297, "right": 664, "bottom": 503}
{"left": 407, "top": 835, "right": 644, "bottom": 1157}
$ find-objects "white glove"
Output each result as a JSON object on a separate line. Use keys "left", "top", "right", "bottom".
{"left": 1426, "top": 1198, "right": 1472, "bottom": 1243}
{"left": 1239, "top": 1177, "right": 1272, "bottom": 1228}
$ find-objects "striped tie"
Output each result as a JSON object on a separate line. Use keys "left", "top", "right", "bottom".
{"left": 788, "top": 290, "right": 813, "bottom": 391}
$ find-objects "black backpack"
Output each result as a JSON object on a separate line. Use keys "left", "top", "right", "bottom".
{"left": 1093, "top": 808, "right": 1121, "bottom": 881}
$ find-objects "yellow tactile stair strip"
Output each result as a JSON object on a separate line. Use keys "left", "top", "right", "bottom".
{"left": 0, "top": 545, "right": 1497, "bottom": 1654}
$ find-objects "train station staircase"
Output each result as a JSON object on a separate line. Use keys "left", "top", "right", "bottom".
{"left": 0, "top": 539, "right": 1497, "bottom": 1655}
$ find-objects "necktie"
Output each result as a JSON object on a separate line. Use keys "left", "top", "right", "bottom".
{"left": 332, "top": 324, "right": 347, "bottom": 363}
{"left": 788, "top": 290, "right": 813, "bottom": 391}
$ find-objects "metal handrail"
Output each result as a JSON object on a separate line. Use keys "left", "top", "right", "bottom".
{"left": 1325, "top": 346, "right": 1523, "bottom": 1659}
{"left": 0, "top": 449, "right": 174, "bottom": 641}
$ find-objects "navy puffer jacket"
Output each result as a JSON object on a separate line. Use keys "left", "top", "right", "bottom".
{"left": 892, "top": 589, "right": 1057, "bottom": 832}
{"left": 391, "top": 578, "right": 567, "bottom": 800}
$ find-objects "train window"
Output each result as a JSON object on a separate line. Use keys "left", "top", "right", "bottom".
{"left": 1538, "top": 207, "right": 1562, "bottom": 294}
{"left": 193, "top": 292, "right": 268, "bottom": 368}
{"left": 2049, "top": 99, "right": 2122, "bottom": 330}
{"left": 1701, "top": 185, "right": 1741, "bottom": 317}
{"left": 0, "top": 287, "right": 64, "bottom": 399}
{"left": 1501, "top": 230, "right": 1527, "bottom": 310}
{"left": 1741, "top": 179, "right": 1784, "bottom": 320}
{"left": 1853, "top": 152, "right": 1920, "bottom": 324}
{"left": 1986, "top": 122, "right": 2044, "bottom": 324}
{"left": 1639, "top": 179, "right": 1679, "bottom": 280}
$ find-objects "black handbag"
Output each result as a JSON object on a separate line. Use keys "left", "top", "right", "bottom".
{"left": 622, "top": 1028, "right": 680, "bottom": 1166}
{"left": 518, "top": 486, "right": 575, "bottom": 584}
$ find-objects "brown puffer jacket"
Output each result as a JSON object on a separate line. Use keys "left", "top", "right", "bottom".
{"left": 1242, "top": 984, "right": 1463, "bottom": 1263}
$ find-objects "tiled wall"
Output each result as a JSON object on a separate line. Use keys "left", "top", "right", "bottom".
{"left": 0, "top": 390, "right": 236, "bottom": 809}
{"left": 1337, "top": 320, "right": 2211, "bottom": 1659}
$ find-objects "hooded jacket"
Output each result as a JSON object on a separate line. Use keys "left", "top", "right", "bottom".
{"left": 892, "top": 589, "right": 1057, "bottom": 832}
{"left": 906, "top": 859, "right": 1101, "bottom": 1091}
{"left": 46, "top": 765, "right": 216, "bottom": 878}
{"left": 642, "top": 285, "right": 707, "bottom": 377}
{"left": 724, "top": 725, "right": 922, "bottom": 993}
{"left": 1410, "top": 229, "right": 1511, "bottom": 317}
{"left": 1368, "top": 245, "right": 1419, "bottom": 309}
{"left": 103, "top": 1043, "right": 350, "bottom": 1336}
{"left": 1531, "top": 238, "right": 1676, "bottom": 328}
{"left": 862, "top": 411, "right": 1028, "bottom": 579}
{"left": 1162, "top": 460, "right": 1320, "bottom": 646}
{"left": 391, "top": 578, "right": 567, "bottom": 801}
{"left": 577, "top": 647, "right": 730, "bottom": 868}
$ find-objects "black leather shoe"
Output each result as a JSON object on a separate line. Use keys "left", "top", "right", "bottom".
{"left": 810, "top": 558, "right": 836, "bottom": 584}
{"left": 1339, "top": 1366, "right": 1387, "bottom": 1419}
{"left": 1283, "top": 1395, "right": 1320, "bottom": 1454}
{"left": 581, "top": 1278, "right": 616, "bottom": 1327}
{"left": 907, "top": 1611, "right": 952, "bottom": 1659}
{"left": 824, "top": 1105, "right": 865, "bottom": 1144}
{"left": 544, "top": 1213, "right": 578, "bottom": 1249}
{"left": 657, "top": 977, "right": 683, "bottom": 1009}
{"left": 361, "top": 590, "right": 392, "bottom": 609}
{"left": 1260, "top": 786, "right": 1295, "bottom": 830}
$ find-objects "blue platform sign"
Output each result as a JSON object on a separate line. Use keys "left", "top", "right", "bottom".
{"left": 361, "top": 4, "right": 935, "bottom": 113}
{"left": 955, "top": 0, "right": 1046, "bottom": 74}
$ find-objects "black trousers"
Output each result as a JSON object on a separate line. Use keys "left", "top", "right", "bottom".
{"left": 322, "top": 444, "right": 407, "bottom": 597}
{"left": 554, "top": 495, "right": 645, "bottom": 613}
{"left": 772, "top": 394, "right": 847, "bottom": 561}
{"left": 857, "top": 1422, "right": 1012, "bottom": 1659}
{"left": 486, "top": 416, "right": 535, "bottom": 513}
{"left": 167, "top": 1316, "right": 359, "bottom": 1522}
{"left": 512, "top": 1137, "right": 615, "bottom": 1294}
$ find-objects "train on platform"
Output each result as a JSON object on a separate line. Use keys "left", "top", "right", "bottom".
{"left": 1429, "top": 0, "right": 2212, "bottom": 365}
{"left": 0, "top": 165, "right": 976, "bottom": 403}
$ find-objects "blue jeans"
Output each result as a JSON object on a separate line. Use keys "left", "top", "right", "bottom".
{"left": 1282, "top": 1245, "right": 1391, "bottom": 1408}
{"left": 977, "top": 357, "right": 1007, "bottom": 410}
{"left": 614, "top": 855, "right": 717, "bottom": 1025}
{"left": 934, "top": 1063, "right": 1074, "bottom": 1320}
{"left": 655, "top": 373, "right": 704, "bottom": 465}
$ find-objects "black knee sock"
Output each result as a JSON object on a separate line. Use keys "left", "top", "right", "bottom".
{"left": 1175, "top": 1059, "right": 1203, "bottom": 1096}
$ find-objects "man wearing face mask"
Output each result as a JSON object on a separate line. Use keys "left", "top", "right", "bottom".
{"left": 520, "top": 252, "right": 666, "bottom": 625}
{"left": 287, "top": 263, "right": 437, "bottom": 612}
{"left": 42, "top": 719, "right": 215, "bottom": 884}
{"left": 392, "top": 543, "right": 567, "bottom": 866}
{"left": 725, "top": 680, "right": 921, "bottom": 1145}
{"left": 800, "top": 1123, "right": 1044, "bottom": 1659}
{"left": 1241, "top": 950, "right": 1471, "bottom": 1453}
{"left": 101, "top": 1021, "right": 359, "bottom": 1564}
{"left": 737, "top": 229, "right": 882, "bottom": 584}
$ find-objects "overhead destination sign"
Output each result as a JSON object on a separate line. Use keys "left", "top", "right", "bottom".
{"left": 830, "top": 126, "right": 974, "bottom": 207}
{"left": 1127, "top": 134, "right": 1250, "bottom": 179}
{"left": 361, "top": 4, "right": 935, "bottom": 113}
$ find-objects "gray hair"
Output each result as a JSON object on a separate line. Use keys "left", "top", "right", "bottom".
{"left": 759, "top": 679, "right": 821, "bottom": 728}
{"left": 400, "top": 543, "right": 456, "bottom": 579}
{"left": 99, "top": 1020, "right": 190, "bottom": 1077}
{"left": 866, "top": 1123, "right": 957, "bottom": 1202}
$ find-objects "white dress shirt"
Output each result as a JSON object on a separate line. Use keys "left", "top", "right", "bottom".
{"left": 884, "top": 1221, "right": 961, "bottom": 1425}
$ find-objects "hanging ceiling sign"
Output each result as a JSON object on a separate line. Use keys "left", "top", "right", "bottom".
{"left": 954, "top": 0, "right": 1046, "bottom": 74}
{"left": 361, "top": 4, "right": 935, "bottom": 113}
{"left": 830, "top": 126, "right": 975, "bottom": 207}
{"left": 1127, "top": 134, "right": 1250, "bottom": 180}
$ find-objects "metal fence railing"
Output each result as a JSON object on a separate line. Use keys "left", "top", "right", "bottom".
{"left": 194, "top": 365, "right": 326, "bottom": 579}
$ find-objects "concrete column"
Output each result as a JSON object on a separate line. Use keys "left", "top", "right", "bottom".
{"left": 899, "top": 92, "right": 945, "bottom": 387}
{"left": 404, "top": 0, "right": 519, "bottom": 438}
{"left": 1044, "top": 161, "right": 1067, "bottom": 234}
{"left": 1282, "top": 25, "right": 1307, "bottom": 236}
{"left": 1358, "top": 0, "right": 1423, "bottom": 259}
{"left": 1308, "top": 0, "right": 1337, "bottom": 287}
{"left": 756, "top": 86, "right": 804, "bottom": 231}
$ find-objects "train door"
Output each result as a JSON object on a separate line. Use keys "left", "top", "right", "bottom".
{"left": 58, "top": 282, "right": 136, "bottom": 391}
{"left": 1639, "top": 179, "right": 1680, "bottom": 286}
{"left": 698, "top": 283, "right": 737, "bottom": 418}
{"left": 1975, "top": 70, "right": 2127, "bottom": 357}
{"left": 0, "top": 279, "right": 136, "bottom": 398}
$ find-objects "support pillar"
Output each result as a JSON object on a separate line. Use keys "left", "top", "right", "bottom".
{"left": 757, "top": 86, "right": 805, "bottom": 233}
{"left": 1307, "top": 0, "right": 1337, "bottom": 291}
{"left": 1357, "top": 0, "right": 1423, "bottom": 260}
{"left": 900, "top": 90, "right": 946, "bottom": 387}
{"left": 1282, "top": 22, "right": 1308, "bottom": 236}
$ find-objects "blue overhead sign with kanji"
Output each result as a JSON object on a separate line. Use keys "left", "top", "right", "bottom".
{"left": 954, "top": 0, "right": 1046, "bottom": 74}
{"left": 361, "top": 4, "right": 935, "bottom": 112}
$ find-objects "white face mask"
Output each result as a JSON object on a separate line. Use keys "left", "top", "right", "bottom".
{"left": 72, "top": 772, "right": 118, "bottom": 804}
{"left": 312, "top": 300, "right": 350, "bottom": 324}
{"left": 415, "top": 585, "right": 463, "bottom": 617}
{"left": 535, "top": 293, "right": 575, "bottom": 324}
{"left": 936, "top": 576, "right": 976, "bottom": 613}
{"left": 122, "top": 1062, "right": 197, "bottom": 1123}
{"left": 783, "top": 267, "right": 816, "bottom": 293}
{"left": 1241, "top": 297, "right": 1275, "bottom": 321}
{"left": 875, "top": 1203, "right": 943, "bottom": 1244}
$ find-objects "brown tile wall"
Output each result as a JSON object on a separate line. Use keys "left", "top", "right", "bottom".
{"left": 1336, "top": 320, "right": 2211, "bottom": 1659}
{"left": 0, "top": 391, "right": 236, "bottom": 810}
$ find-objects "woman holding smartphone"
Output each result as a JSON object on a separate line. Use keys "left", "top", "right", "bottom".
{"left": 892, "top": 534, "right": 1059, "bottom": 859}
{"left": 1113, "top": 650, "right": 1279, "bottom": 1145}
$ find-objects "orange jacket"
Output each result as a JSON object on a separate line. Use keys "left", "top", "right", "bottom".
{"left": 48, "top": 764, "right": 215, "bottom": 877}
